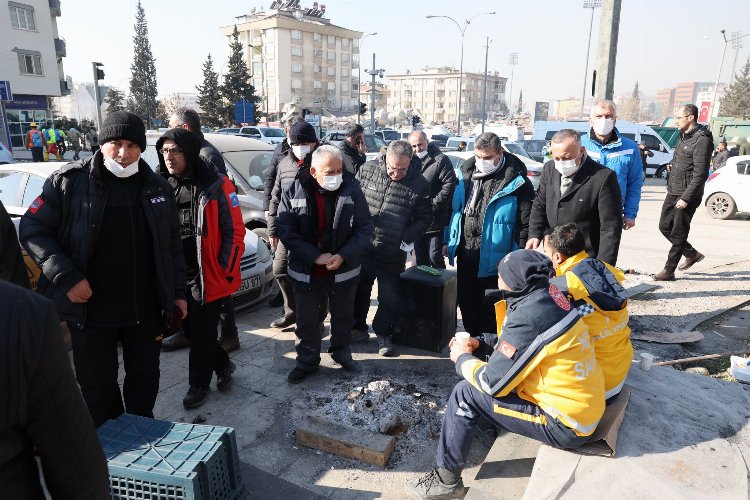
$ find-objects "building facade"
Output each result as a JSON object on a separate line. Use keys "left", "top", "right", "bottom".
{"left": 386, "top": 67, "right": 507, "bottom": 128}
{"left": 0, "top": 0, "right": 68, "bottom": 150}
{"left": 220, "top": 4, "right": 362, "bottom": 117}
{"left": 655, "top": 87, "right": 676, "bottom": 121}
{"left": 53, "top": 81, "right": 109, "bottom": 123}
{"left": 358, "top": 82, "right": 387, "bottom": 113}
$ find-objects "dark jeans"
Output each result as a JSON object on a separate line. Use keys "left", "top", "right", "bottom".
{"left": 69, "top": 317, "right": 162, "bottom": 427}
{"left": 437, "top": 380, "right": 587, "bottom": 472}
{"left": 30, "top": 146, "right": 44, "bottom": 162}
{"left": 220, "top": 295, "right": 237, "bottom": 338}
{"left": 658, "top": 193, "right": 700, "bottom": 272}
{"left": 415, "top": 232, "right": 446, "bottom": 269}
{"left": 184, "top": 287, "right": 230, "bottom": 388}
{"left": 353, "top": 261, "right": 402, "bottom": 336}
{"left": 294, "top": 281, "right": 356, "bottom": 370}
{"left": 456, "top": 249, "right": 499, "bottom": 336}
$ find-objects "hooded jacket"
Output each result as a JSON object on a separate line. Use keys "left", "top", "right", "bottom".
{"left": 338, "top": 139, "right": 367, "bottom": 175}
{"left": 263, "top": 139, "right": 291, "bottom": 210}
{"left": 19, "top": 152, "right": 186, "bottom": 326}
{"left": 668, "top": 124, "right": 714, "bottom": 203}
{"left": 157, "top": 129, "right": 245, "bottom": 304}
{"left": 418, "top": 146, "right": 457, "bottom": 233}
{"left": 355, "top": 156, "right": 432, "bottom": 272}
{"left": 551, "top": 251, "right": 632, "bottom": 399}
{"left": 268, "top": 149, "right": 313, "bottom": 237}
{"left": 0, "top": 201, "right": 29, "bottom": 288}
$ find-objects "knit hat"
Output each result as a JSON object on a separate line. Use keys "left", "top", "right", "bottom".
{"left": 497, "top": 249, "right": 554, "bottom": 291}
{"left": 99, "top": 111, "right": 147, "bottom": 151}
{"left": 288, "top": 120, "right": 317, "bottom": 144}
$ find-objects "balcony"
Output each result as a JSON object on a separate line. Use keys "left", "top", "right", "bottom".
{"left": 49, "top": 0, "right": 61, "bottom": 16}
{"left": 54, "top": 38, "right": 66, "bottom": 57}
{"left": 59, "top": 79, "right": 70, "bottom": 96}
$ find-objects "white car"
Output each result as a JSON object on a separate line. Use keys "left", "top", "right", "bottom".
{"left": 237, "top": 126, "right": 286, "bottom": 146}
{"left": 0, "top": 142, "right": 14, "bottom": 164}
{"left": 702, "top": 155, "right": 750, "bottom": 220}
{"left": 321, "top": 130, "right": 387, "bottom": 161}
{"left": 0, "top": 162, "right": 274, "bottom": 308}
{"left": 445, "top": 142, "right": 544, "bottom": 191}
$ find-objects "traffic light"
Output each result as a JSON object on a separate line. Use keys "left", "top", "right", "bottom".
{"left": 359, "top": 101, "right": 367, "bottom": 115}
{"left": 93, "top": 62, "right": 104, "bottom": 80}
{"left": 412, "top": 115, "right": 421, "bottom": 127}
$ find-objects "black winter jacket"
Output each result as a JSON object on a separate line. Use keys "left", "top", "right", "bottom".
{"left": 19, "top": 153, "right": 187, "bottom": 326}
{"left": 0, "top": 200, "right": 29, "bottom": 288}
{"left": 196, "top": 132, "right": 227, "bottom": 175}
{"left": 264, "top": 139, "right": 290, "bottom": 210}
{"left": 529, "top": 156, "right": 623, "bottom": 266}
{"left": 669, "top": 124, "right": 714, "bottom": 203}
{"left": 356, "top": 156, "right": 432, "bottom": 271}
{"left": 276, "top": 169, "right": 373, "bottom": 289}
{"left": 419, "top": 149, "right": 458, "bottom": 233}
{"left": 268, "top": 151, "right": 309, "bottom": 236}
{"left": 0, "top": 281, "right": 109, "bottom": 499}
{"left": 339, "top": 140, "right": 367, "bottom": 175}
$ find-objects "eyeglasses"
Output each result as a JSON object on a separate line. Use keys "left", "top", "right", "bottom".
{"left": 674, "top": 115, "right": 689, "bottom": 120}
{"left": 387, "top": 165, "right": 409, "bottom": 174}
{"left": 159, "top": 147, "right": 183, "bottom": 156}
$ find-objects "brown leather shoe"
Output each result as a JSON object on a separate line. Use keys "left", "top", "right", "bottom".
{"left": 654, "top": 269, "right": 676, "bottom": 281}
{"left": 677, "top": 252, "right": 705, "bottom": 271}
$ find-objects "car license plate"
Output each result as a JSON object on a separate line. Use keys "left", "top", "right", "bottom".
{"left": 238, "top": 275, "right": 261, "bottom": 293}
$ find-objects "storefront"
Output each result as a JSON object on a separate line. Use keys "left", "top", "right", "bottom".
{"left": 3, "top": 94, "right": 49, "bottom": 150}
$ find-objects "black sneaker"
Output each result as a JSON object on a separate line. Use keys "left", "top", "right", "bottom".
{"left": 219, "top": 335, "right": 240, "bottom": 353}
{"left": 271, "top": 314, "right": 296, "bottom": 329}
{"left": 377, "top": 335, "right": 395, "bottom": 357}
{"left": 287, "top": 366, "right": 317, "bottom": 384}
{"left": 216, "top": 361, "right": 236, "bottom": 392}
{"left": 404, "top": 468, "right": 464, "bottom": 499}
{"left": 350, "top": 329, "right": 371, "bottom": 343}
{"left": 182, "top": 386, "right": 210, "bottom": 409}
{"left": 162, "top": 329, "right": 190, "bottom": 352}
{"left": 331, "top": 352, "right": 359, "bottom": 372}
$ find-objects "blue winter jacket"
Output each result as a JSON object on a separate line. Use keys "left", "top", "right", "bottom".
{"left": 581, "top": 128, "right": 643, "bottom": 220}
{"left": 445, "top": 157, "right": 533, "bottom": 278}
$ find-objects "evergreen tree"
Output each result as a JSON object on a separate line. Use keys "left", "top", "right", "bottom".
{"left": 104, "top": 87, "right": 126, "bottom": 115}
{"left": 128, "top": 1, "right": 158, "bottom": 128}
{"left": 221, "top": 25, "right": 259, "bottom": 124}
{"left": 516, "top": 89, "right": 524, "bottom": 114}
{"left": 720, "top": 57, "right": 750, "bottom": 118}
{"left": 196, "top": 54, "right": 226, "bottom": 128}
{"left": 622, "top": 81, "right": 641, "bottom": 121}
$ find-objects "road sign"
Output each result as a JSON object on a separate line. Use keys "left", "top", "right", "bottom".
{"left": 0, "top": 81, "right": 12, "bottom": 101}
{"left": 234, "top": 100, "right": 255, "bottom": 125}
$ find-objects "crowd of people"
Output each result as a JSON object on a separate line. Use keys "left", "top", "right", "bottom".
{"left": 0, "top": 98, "right": 715, "bottom": 497}
{"left": 24, "top": 122, "right": 98, "bottom": 162}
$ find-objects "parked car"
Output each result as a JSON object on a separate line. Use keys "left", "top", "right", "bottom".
{"left": 237, "top": 126, "right": 286, "bottom": 146}
{"left": 0, "top": 162, "right": 275, "bottom": 308}
{"left": 516, "top": 139, "right": 547, "bottom": 163}
{"left": 445, "top": 142, "right": 543, "bottom": 191}
{"left": 320, "top": 131, "right": 387, "bottom": 161}
{"left": 216, "top": 127, "right": 241, "bottom": 134}
{"left": 374, "top": 129, "right": 401, "bottom": 144}
{"left": 702, "top": 155, "right": 750, "bottom": 220}
{"left": 0, "top": 142, "right": 14, "bottom": 164}
{"left": 430, "top": 134, "right": 450, "bottom": 148}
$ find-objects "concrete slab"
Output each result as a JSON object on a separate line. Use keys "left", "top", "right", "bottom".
{"left": 465, "top": 432, "right": 541, "bottom": 500}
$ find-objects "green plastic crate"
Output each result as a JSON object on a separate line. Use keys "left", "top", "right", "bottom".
{"left": 97, "top": 414, "right": 244, "bottom": 500}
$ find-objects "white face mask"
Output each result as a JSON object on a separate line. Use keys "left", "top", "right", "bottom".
{"left": 554, "top": 154, "right": 581, "bottom": 178}
{"left": 593, "top": 117, "right": 615, "bottom": 137}
{"left": 320, "top": 174, "right": 343, "bottom": 191}
{"left": 475, "top": 158, "right": 499, "bottom": 175}
{"left": 416, "top": 150, "right": 428, "bottom": 159}
{"left": 292, "top": 145, "right": 312, "bottom": 159}
{"left": 103, "top": 156, "right": 140, "bottom": 178}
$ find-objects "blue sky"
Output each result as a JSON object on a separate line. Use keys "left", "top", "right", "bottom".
{"left": 58, "top": 0, "right": 750, "bottom": 106}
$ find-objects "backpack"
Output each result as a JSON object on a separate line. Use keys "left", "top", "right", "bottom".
{"left": 29, "top": 130, "right": 43, "bottom": 148}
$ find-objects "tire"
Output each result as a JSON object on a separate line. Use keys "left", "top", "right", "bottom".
{"left": 656, "top": 166, "right": 669, "bottom": 180}
{"left": 706, "top": 192, "right": 737, "bottom": 220}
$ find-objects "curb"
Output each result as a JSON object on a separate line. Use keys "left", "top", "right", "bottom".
{"left": 684, "top": 298, "right": 750, "bottom": 332}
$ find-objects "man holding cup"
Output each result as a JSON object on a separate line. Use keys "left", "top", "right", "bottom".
{"left": 405, "top": 250, "right": 604, "bottom": 498}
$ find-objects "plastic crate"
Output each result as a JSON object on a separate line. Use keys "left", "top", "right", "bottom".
{"left": 97, "top": 414, "right": 244, "bottom": 500}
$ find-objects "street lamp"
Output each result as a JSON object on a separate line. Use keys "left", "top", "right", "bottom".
{"left": 730, "top": 31, "right": 743, "bottom": 86}
{"left": 580, "top": 0, "right": 601, "bottom": 119}
{"left": 426, "top": 11, "right": 495, "bottom": 135}
{"left": 711, "top": 30, "right": 750, "bottom": 118}
{"left": 357, "top": 32, "right": 377, "bottom": 124}
{"left": 508, "top": 52, "right": 518, "bottom": 115}
{"left": 364, "top": 54, "right": 384, "bottom": 131}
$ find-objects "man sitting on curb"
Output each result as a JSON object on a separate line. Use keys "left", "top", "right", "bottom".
{"left": 544, "top": 223, "right": 632, "bottom": 401}
{"left": 405, "top": 250, "right": 604, "bottom": 499}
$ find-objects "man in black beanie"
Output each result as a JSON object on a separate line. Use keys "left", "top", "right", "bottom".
{"left": 20, "top": 110, "right": 187, "bottom": 427}
{"left": 405, "top": 249, "right": 604, "bottom": 499}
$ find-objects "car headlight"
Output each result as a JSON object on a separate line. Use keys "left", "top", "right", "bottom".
{"left": 257, "top": 237, "right": 272, "bottom": 263}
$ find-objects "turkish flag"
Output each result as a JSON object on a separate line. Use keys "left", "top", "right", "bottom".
{"left": 699, "top": 101, "right": 711, "bottom": 123}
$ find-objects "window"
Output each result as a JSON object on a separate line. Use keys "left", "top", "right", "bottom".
{"left": 9, "top": 3, "right": 35, "bottom": 31}
{"left": 291, "top": 29, "right": 302, "bottom": 40}
{"left": 265, "top": 61, "right": 275, "bottom": 74}
{"left": 313, "top": 33, "right": 321, "bottom": 41}
{"left": 18, "top": 52, "right": 42, "bottom": 76}
{"left": 352, "top": 54, "right": 359, "bottom": 64}
{"left": 313, "top": 65, "right": 321, "bottom": 73}
{"left": 265, "top": 44, "right": 275, "bottom": 58}
{"left": 327, "top": 51, "right": 336, "bottom": 61}
{"left": 641, "top": 134, "right": 661, "bottom": 151}
{"left": 291, "top": 79, "right": 302, "bottom": 91}
{"left": 342, "top": 38, "right": 350, "bottom": 47}
{"left": 328, "top": 35, "right": 336, "bottom": 45}
{"left": 292, "top": 63, "right": 302, "bottom": 73}
{"left": 341, "top": 82, "right": 349, "bottom": 92}
{"left": 342, "top": 53, "right": 350, "bottom": 63}
{"left": 252, "top": 62, "right": 262, "bottom": 75}
{"left": 426, "top": 91, "right": 434, "bottom": 98}
{"left": 353, "top": 38, "right": 360, "bottom": 48}
{"left": 738, "top": 161, "right": 750, "bottom": 175}
{"left": 0, "top": 172, "right": 24, "bottom": 206}
{"left": 327, "top": 82, "right": 335, "bottom": 90}
{"left": 341, "top": 67, "right": 350, "bottom": 77}
{"left": 313, "top": 80, "right": 322, "bottom": 89}
{"left": 327, "top": 67, "right": 336, "bottom": 76}
{"left": 22, "top": 174, "right": 45, "bottom": 207}
{"left": 291, "top": 46, "right": 302, "bottom": 56}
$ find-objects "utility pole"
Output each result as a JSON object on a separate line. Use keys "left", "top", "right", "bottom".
{"left": 580, "top": 0, "right": 601, "bottom": 118}
{"left": 481, "top": 37, "right": 491, "bottom": 133}
{"left": 364, "top": 53, "right": 384, "bottom": 132}
{"left": 92, "top": 62, "right": 105, "bottom": 132}
{"left": 357, "top": 33, "right": 377, "bottom": 125}
{"left": 508, "top": 53, "right": 518, "bottom": 115}
{"left": 593, "top": 0, "right": 622, "bottom": 100}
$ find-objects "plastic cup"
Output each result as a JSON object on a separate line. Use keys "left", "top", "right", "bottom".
{"left": 640, "top": 352, "right": 654, "bottom": 371}
{"left": 455, "top": 332, "right": 471, "bottom": 341}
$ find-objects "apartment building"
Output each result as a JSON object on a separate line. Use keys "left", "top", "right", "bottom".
{"left": 387, "top": 67, "right": 507, "bottom": 127}
{"left": 0, "top": 0, "right": 68, "bottom": 150}
{"left": 358, "top": 82, "right": 387, "bottom": 112}
{"left": 655, "top": 88, "right": 676, "bottom": 121}
{"left": 220, "top": 3, "right": 362, "bottom": 117}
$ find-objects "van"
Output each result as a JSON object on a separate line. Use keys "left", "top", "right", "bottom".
{"left": 532, "top": 120, "right": 673, "bottom": 178}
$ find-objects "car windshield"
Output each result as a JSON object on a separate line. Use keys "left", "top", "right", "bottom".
{"left": 259, "top": 128, "right": 286, "bottom": 138}
{"left": 520, "top": 141, "right": 545, "bottom": 153}
{"left": 222, "top": 150, "right": 274, "bottom": 191}
{"left": 504, "top": 143, "right": 533, "bottom": 160}
{"left": 382, "top": 131, "right": 400, "bottom": 141}
{"left": 364, "top": 134, "right": 386, "bottom": 153}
